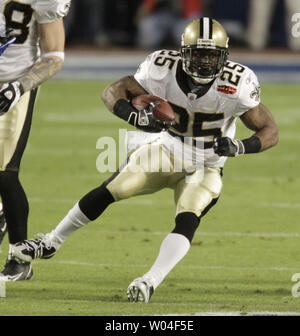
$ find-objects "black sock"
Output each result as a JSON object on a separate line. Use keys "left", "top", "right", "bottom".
{"left": 0, "top": 171, "right": 29, "bottom": 243}
{"left": 172, "top": 212, "right": 200, "bottom": 243}
{"left": 78, "top": 183, "right": 115, "bottom": 221}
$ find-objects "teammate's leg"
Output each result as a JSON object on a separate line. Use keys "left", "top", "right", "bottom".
{"left": 0, "top": 172, "right": 29, "bottom": 243}
{"left": 0, "top": 89, "right": 37, "bottom": 281}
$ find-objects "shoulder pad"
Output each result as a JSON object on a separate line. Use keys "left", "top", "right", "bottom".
{"left": 220, "top": 61, "right": 248, "bottom": 89}
{"left": 33, "top": 0, "right": 71, "bottom": 23}
{"left": 237, "top": 66, "right": 261, "bottom": 114}
{"left": 218, "top": 61, "right": 258, "bottom": 96}
{"left": 134, "top": 50, "right": 180, "bottom": 97}
{"left": 220, "top": 61, "right": 260, "bottom": 116}
{"left": 147, "top": 50, "right": 180, "bottom": 81}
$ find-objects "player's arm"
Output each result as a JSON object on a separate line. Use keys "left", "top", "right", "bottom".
{"left": 239, "top": 103, "right": 279, "bottom": 151}
{"left": 214, "top": 103, "right": 279, "bottom": 157}
{"left": 102, "top": 76, "right": 167, "bottom": 133}
{"left": 0, "top": 19, "right": 65, "bottom": 114}
{"left": 18, "top": 19, "right": 65, "bottom": 93}
{"left": 101, "top": 75, "right": 147, "bottom": 112}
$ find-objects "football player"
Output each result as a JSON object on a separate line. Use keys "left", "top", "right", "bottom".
{"left": 12, "top": 18, "right": 278, "bottom": 301}
{"left": 0, "top": 0, "right": 70, "bottom": 281}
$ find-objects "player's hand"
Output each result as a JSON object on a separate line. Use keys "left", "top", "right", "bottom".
{"left": 213, "top": 137, "right": 244, "bottom": 157}
{"left": 0, "top": 81, "right": 24, "bottom": 116}
{"left": 133, "top": 102, "right": 175, "bottom": 133}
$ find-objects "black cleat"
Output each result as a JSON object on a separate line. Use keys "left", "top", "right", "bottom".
{"left": 0, "top": 256, "right": 33, "bottom": 281}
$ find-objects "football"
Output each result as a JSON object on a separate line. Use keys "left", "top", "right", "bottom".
{"left": 131, "top": 94, "right": 175, "bottom": 122}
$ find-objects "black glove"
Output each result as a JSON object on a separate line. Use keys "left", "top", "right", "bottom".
{"left": 0, "top": 81, "right": 24, "bottom": 115}
{"left": 130, "top": 101, "right": 174, "bottom": 133}
{"left": 213, "top": 137, "right": 245, "bottom": 157}
{"left": 113, "top": 99, "right": 174, "bottom": 133}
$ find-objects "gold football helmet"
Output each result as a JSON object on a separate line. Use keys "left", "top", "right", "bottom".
{"left": 180, "top": 17, "right": 229, "bottom": 84}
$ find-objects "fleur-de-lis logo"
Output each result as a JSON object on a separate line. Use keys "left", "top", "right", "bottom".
{"left": 250, "top": 82, "right": 260, "bottom": 102}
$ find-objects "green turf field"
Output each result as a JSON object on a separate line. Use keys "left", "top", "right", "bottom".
{"left": 0, "top": 80, "right": 299, "bottom": 316}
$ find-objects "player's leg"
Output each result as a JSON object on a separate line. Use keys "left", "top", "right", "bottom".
{"left": 246, "top": 0, "right": 277, "bottom": 50}
{"left": 12, "top": 144, "right": 172, "bottom": 261}
{"left": 0, "top": 89, "right": 38, "bottom": 281}
{"left": 11, "top": 181, "right": 116, "bottom": 262}
{"left": 127, "top": 167, "right": 222, "bottom": 302}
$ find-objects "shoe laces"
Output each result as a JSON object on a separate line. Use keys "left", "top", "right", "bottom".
{"left": 37, "top": 233, "right": 53, "bottom": 249}
{"left": 21, "top": 233, "right": 55, "bottom": 259}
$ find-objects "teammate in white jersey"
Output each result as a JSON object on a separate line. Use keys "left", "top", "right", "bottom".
{"left": 12, "top": 18, "right": 278, "bottom": 301}
{"left": 0, "top": 0, "right": 70, "bottom": 281}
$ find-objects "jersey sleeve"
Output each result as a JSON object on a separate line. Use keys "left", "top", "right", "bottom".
{"left": 134, "top": 50, "right": 173, "bottom": 94}
{"left": 134, "top": 51, "right": 159, "bottom": 93}
{"left": 234, "top": 68, "right": 261, "bottom": 117}
{"left": 33, "top": 0, "right": 71, "bottom": 24}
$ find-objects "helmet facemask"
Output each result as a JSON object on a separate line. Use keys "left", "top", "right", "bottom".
{"left": 181, "top": 45, "right": 228, "bottom": 84}
{"left": 180, "top": 18, "right": 229, "bottom": 85}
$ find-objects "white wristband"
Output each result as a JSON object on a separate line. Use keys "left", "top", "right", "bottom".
{"left": 42, "top": 51, "right": 65, "bottom": 61}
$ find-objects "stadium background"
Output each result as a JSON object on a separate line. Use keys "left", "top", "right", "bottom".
{"left": 1, "top": 0, "right": 300, "bottom": 316}
{"left": 62, "top": 0, "right": 300, "bottom": 82}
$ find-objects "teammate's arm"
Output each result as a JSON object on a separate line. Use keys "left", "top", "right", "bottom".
{"left": 18, "top": 19, "right": 65, "bottom": 92}
{"left": 214, "top": 103, "right": 279, "bottom": 156}
{"left": 0, "top": 19, "right": 65, "bottom": 114}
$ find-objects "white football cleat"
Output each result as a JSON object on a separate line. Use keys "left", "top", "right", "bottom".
{"left": 127, "top": 277, "right": 154, "bottom": 303}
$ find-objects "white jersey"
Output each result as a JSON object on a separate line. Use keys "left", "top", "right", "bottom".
{"left": 0, "top": 0, "right": 70, "bottom": 81}
{"left": 134, "top": 50, "right": 261, "bottom": 168}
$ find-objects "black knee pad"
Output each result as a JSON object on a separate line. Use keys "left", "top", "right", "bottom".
{"left": 172, "top": 212, "right": 200, "bottom": 243}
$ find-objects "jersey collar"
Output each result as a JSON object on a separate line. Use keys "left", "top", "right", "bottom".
{"left": 175, "top": 60, "right": 215, "bottom": 98}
